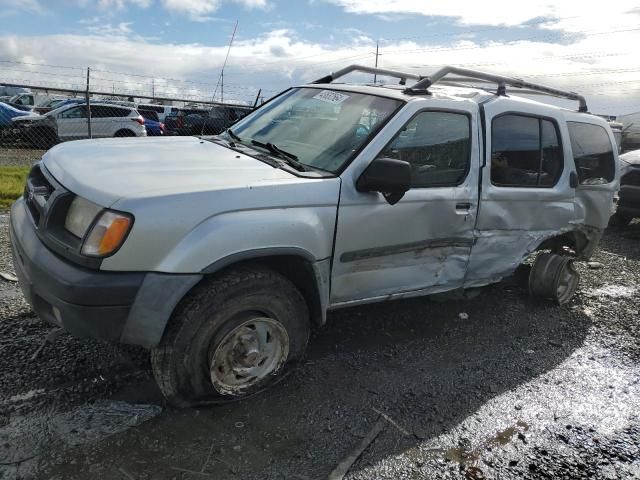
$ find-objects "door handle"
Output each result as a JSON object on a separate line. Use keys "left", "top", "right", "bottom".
{"left": 455, "top": 202, "right": 472, "bottom": 211}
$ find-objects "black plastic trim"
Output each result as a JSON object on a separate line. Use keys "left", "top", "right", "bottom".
{"left": 340, "top": 237, "right": 474, "bottom": 263}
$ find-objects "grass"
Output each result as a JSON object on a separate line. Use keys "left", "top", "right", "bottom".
{"left": 0, "top": 166, "right": 29, "bottom": 209}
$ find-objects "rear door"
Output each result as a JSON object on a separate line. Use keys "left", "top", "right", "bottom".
{"left": 566, "top": 119, "right": 619, "bottom": 234}
{"left": 331, "top": 101, "right": 480, "bottom": 305}
{"left": 465, "top": 99, "right": 574, "bottom": 287}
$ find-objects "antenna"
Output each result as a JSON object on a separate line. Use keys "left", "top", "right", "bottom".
{"left": 212, "top": 20, "right": 238, "bottom": 104}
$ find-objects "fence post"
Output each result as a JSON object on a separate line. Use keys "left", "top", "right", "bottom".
{"left": 85, "top": 67, "right": 92, "bottom": 139}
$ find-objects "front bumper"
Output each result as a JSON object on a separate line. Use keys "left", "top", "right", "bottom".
{"left": 10, "top": 198, "right": 202, "bottom": 348}
{"left": 618, "top": 185, "right": 640, "bottom": 218}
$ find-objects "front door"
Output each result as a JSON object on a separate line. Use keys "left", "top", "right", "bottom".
{"left": 55, "top": 105, "right": 88, "bottom": 140}
{"left": 331, "top": 103, "right": 480, "bottom": 305}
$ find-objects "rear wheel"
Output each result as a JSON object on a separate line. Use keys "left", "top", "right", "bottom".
{"left": 528, "top": 252, "right": 579, "bottom": 305}
{"left": 151, "top": 266, "right": 310, "bottom": 407}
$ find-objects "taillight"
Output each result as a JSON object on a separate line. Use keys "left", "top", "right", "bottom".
{"left": 177, "top": 116, "right": 184, "bottom": 128}
{"left": 160, "top": 123, "right": 165, "bottom": 133}
{"left": 132, "top": 115, "right": 145, "bottom": 125}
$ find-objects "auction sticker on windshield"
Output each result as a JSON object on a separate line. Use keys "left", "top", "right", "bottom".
{"left": 313, "top": 90, "right": 350, "bottom": 104}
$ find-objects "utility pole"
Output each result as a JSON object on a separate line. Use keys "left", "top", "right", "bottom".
{"left": 221, "top": 70, "right": 224, "bottom": 103}
{"left": 373, "top": 40, "right": 380, "bottom": 84}
{"left": 151, "top": 78, "right": 155, "bottom": 100}
{"left": 85, "top": 67, "right": 92, "bottom": 139}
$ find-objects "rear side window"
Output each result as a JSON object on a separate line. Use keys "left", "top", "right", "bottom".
{"left": 92, "top": 105, "right": 130, "bottom": 118}
{"left": 567, "top": 122, "right": 615, "bottom": 185}
{"left": 491, "top": 114, "right": 563, "bottom": 187}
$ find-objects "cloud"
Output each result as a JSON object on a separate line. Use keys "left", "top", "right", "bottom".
{"left": 161, "top": 0, "right": 268, "bottom": 21}
{"left": 0, "top": 24, "right": 639, "bottom": 112}
{"left": 97, "top": 0, "right": 152, "bottom": 8}
{"left": 324, "top": 0, "right": 640, "bottom": 31}
{"left": 0, "top": 0, "right": 46, "bottom": 16}
{"left": 86, "top": 22, "right": 134, "bottom": 36}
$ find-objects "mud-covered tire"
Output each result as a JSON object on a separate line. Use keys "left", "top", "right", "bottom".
{"left": 151, "top": 265, "right": 310, "bottom": 407}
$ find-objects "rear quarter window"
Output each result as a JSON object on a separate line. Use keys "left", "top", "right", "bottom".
{"left": 567, "top": 122, "right": 615, "bottom": 185}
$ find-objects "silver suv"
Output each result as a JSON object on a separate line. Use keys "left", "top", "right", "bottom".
{"left": 10, "top": 65, "right": 619, "bottom": 406}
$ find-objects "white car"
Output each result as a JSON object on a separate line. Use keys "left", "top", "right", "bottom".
{"left": 12, "top": 103, "right": 146, "bottom": 147}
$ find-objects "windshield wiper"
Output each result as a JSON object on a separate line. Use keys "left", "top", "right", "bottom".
{"left": 250, "top": 140, "right": 309, "bottom": 171}
{"left": 227, "top": 128, "right": 241, "bottom": 143}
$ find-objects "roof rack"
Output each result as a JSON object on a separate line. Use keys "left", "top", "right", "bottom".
{"left": 312, "top": 64, "right": 588, "bottom": 113}
{"left": 312, "top": 64, "right": 425, "bottom": 86}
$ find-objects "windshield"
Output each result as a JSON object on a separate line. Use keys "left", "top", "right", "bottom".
{"left": 229, "top": 87, "right": 403, "bottom": 173}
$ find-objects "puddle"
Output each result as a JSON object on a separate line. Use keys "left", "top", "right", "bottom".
{"left": 414, "top": 420, "right": 529, "bottom": 466}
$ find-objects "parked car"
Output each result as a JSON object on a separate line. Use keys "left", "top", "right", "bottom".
{"left": 612, "top": 149, "right": 640, "bottom": 225}
{"left": 33, "top": 97, "right": 83, "bottom": 115}
{"left": 135, "top": 103, "right": 177, "bottom": 122}
{"left": 0, "top": 85, "right": 30, "bottom": 97}
{"left": 11, "top": 102, "right": 146, "bottom": 148}
{"left": 0, "top": 101, "right": 33, "bottom": 129}
{"left": 163, "top": 107, "right": 210, "bottom": 135}
{"left": 172, "top": 105, "right": 253, "bottom": 136}
{"left": 9, "top": 92, "right": 52, "bottom": 109}
{"left": 10, "top": 65, "right": 619, "bottom": 407}
{"left": 138, "top": 109, "right": 165, "bottom": 136}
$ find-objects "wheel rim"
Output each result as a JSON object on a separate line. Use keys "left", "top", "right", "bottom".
{"left": 210, "top": 316, "right": 290, "bottom": 396}
{"left": 556, "top": 261, "right": 579, "bottom": 304}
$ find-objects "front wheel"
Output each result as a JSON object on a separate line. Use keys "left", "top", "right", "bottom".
{"left": 151, "top": 266, "right": 310, "bottom": 407}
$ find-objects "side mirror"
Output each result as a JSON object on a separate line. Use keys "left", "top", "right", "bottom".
{"left": 356, "top": 157, "right": 412, "bottom": 205}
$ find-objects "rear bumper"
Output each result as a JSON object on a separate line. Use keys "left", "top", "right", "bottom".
{"left": 10, "top": 198, "right": 202, "bottom": 348}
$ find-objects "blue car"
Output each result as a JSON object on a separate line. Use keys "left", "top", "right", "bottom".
{"left": 138, "top": 109, "right": 165, "bottom": 136}
{"left": 0, "top": 102, "right": 31, "bottom": 128}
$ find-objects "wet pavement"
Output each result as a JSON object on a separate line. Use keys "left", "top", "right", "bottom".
{"left": 1, "top": 212, "right": 639, "bottom": 479}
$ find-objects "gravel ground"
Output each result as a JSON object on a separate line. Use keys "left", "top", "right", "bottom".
{"left": 0, "top": 211, "right": 639, "bottom": 480}
{"left": 0, "top": 146, "right": 44, "bottom": 167}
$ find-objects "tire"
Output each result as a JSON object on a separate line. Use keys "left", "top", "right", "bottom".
{"left": 114, "top": 129, "right": 135, "bottom": 137}
{"left": 151, "top": 265, "right": 310, "bottom": 407}
{"left": 528, "top": 252, "right": 579, "bottom": 305}
{"left": 609, "top": 212, "right": 632, "bottom": 228}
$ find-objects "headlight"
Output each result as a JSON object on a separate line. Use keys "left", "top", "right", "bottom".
{"left": 65, "top": 196, "right": 133, "bottom": 257}
{"left": 65, "top": 196, "right": 102, "bottom": 238}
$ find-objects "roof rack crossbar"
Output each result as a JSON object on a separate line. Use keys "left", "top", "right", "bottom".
{"left": 312, "top": 64, "right": 424, "bottom": 85}
{"left": 408, "top": 66, "right": 588, "bottom": 112}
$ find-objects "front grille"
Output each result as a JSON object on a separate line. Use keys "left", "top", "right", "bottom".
{"left": 621, "top": 169, "right": 640, "bottom": 186}
{"left": 24, "top": 164, "right": 54, "bottom": 225}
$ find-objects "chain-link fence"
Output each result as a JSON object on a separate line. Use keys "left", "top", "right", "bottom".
{"left": 0, "top": 85, "right": 256, "bottom": 169}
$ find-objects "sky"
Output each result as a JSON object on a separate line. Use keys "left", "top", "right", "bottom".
{"left": 0, "top": 0, "right": 639, "bottom": 114}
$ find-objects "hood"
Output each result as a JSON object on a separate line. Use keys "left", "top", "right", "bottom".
{"left": 12, "top": 113, "right": 44, "bottom": 122}
{"left": 620, "top": 150, "right": 640, "bottom": 166}
{"left": 43, "top": 136, "right": 298, "bottom": 206}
